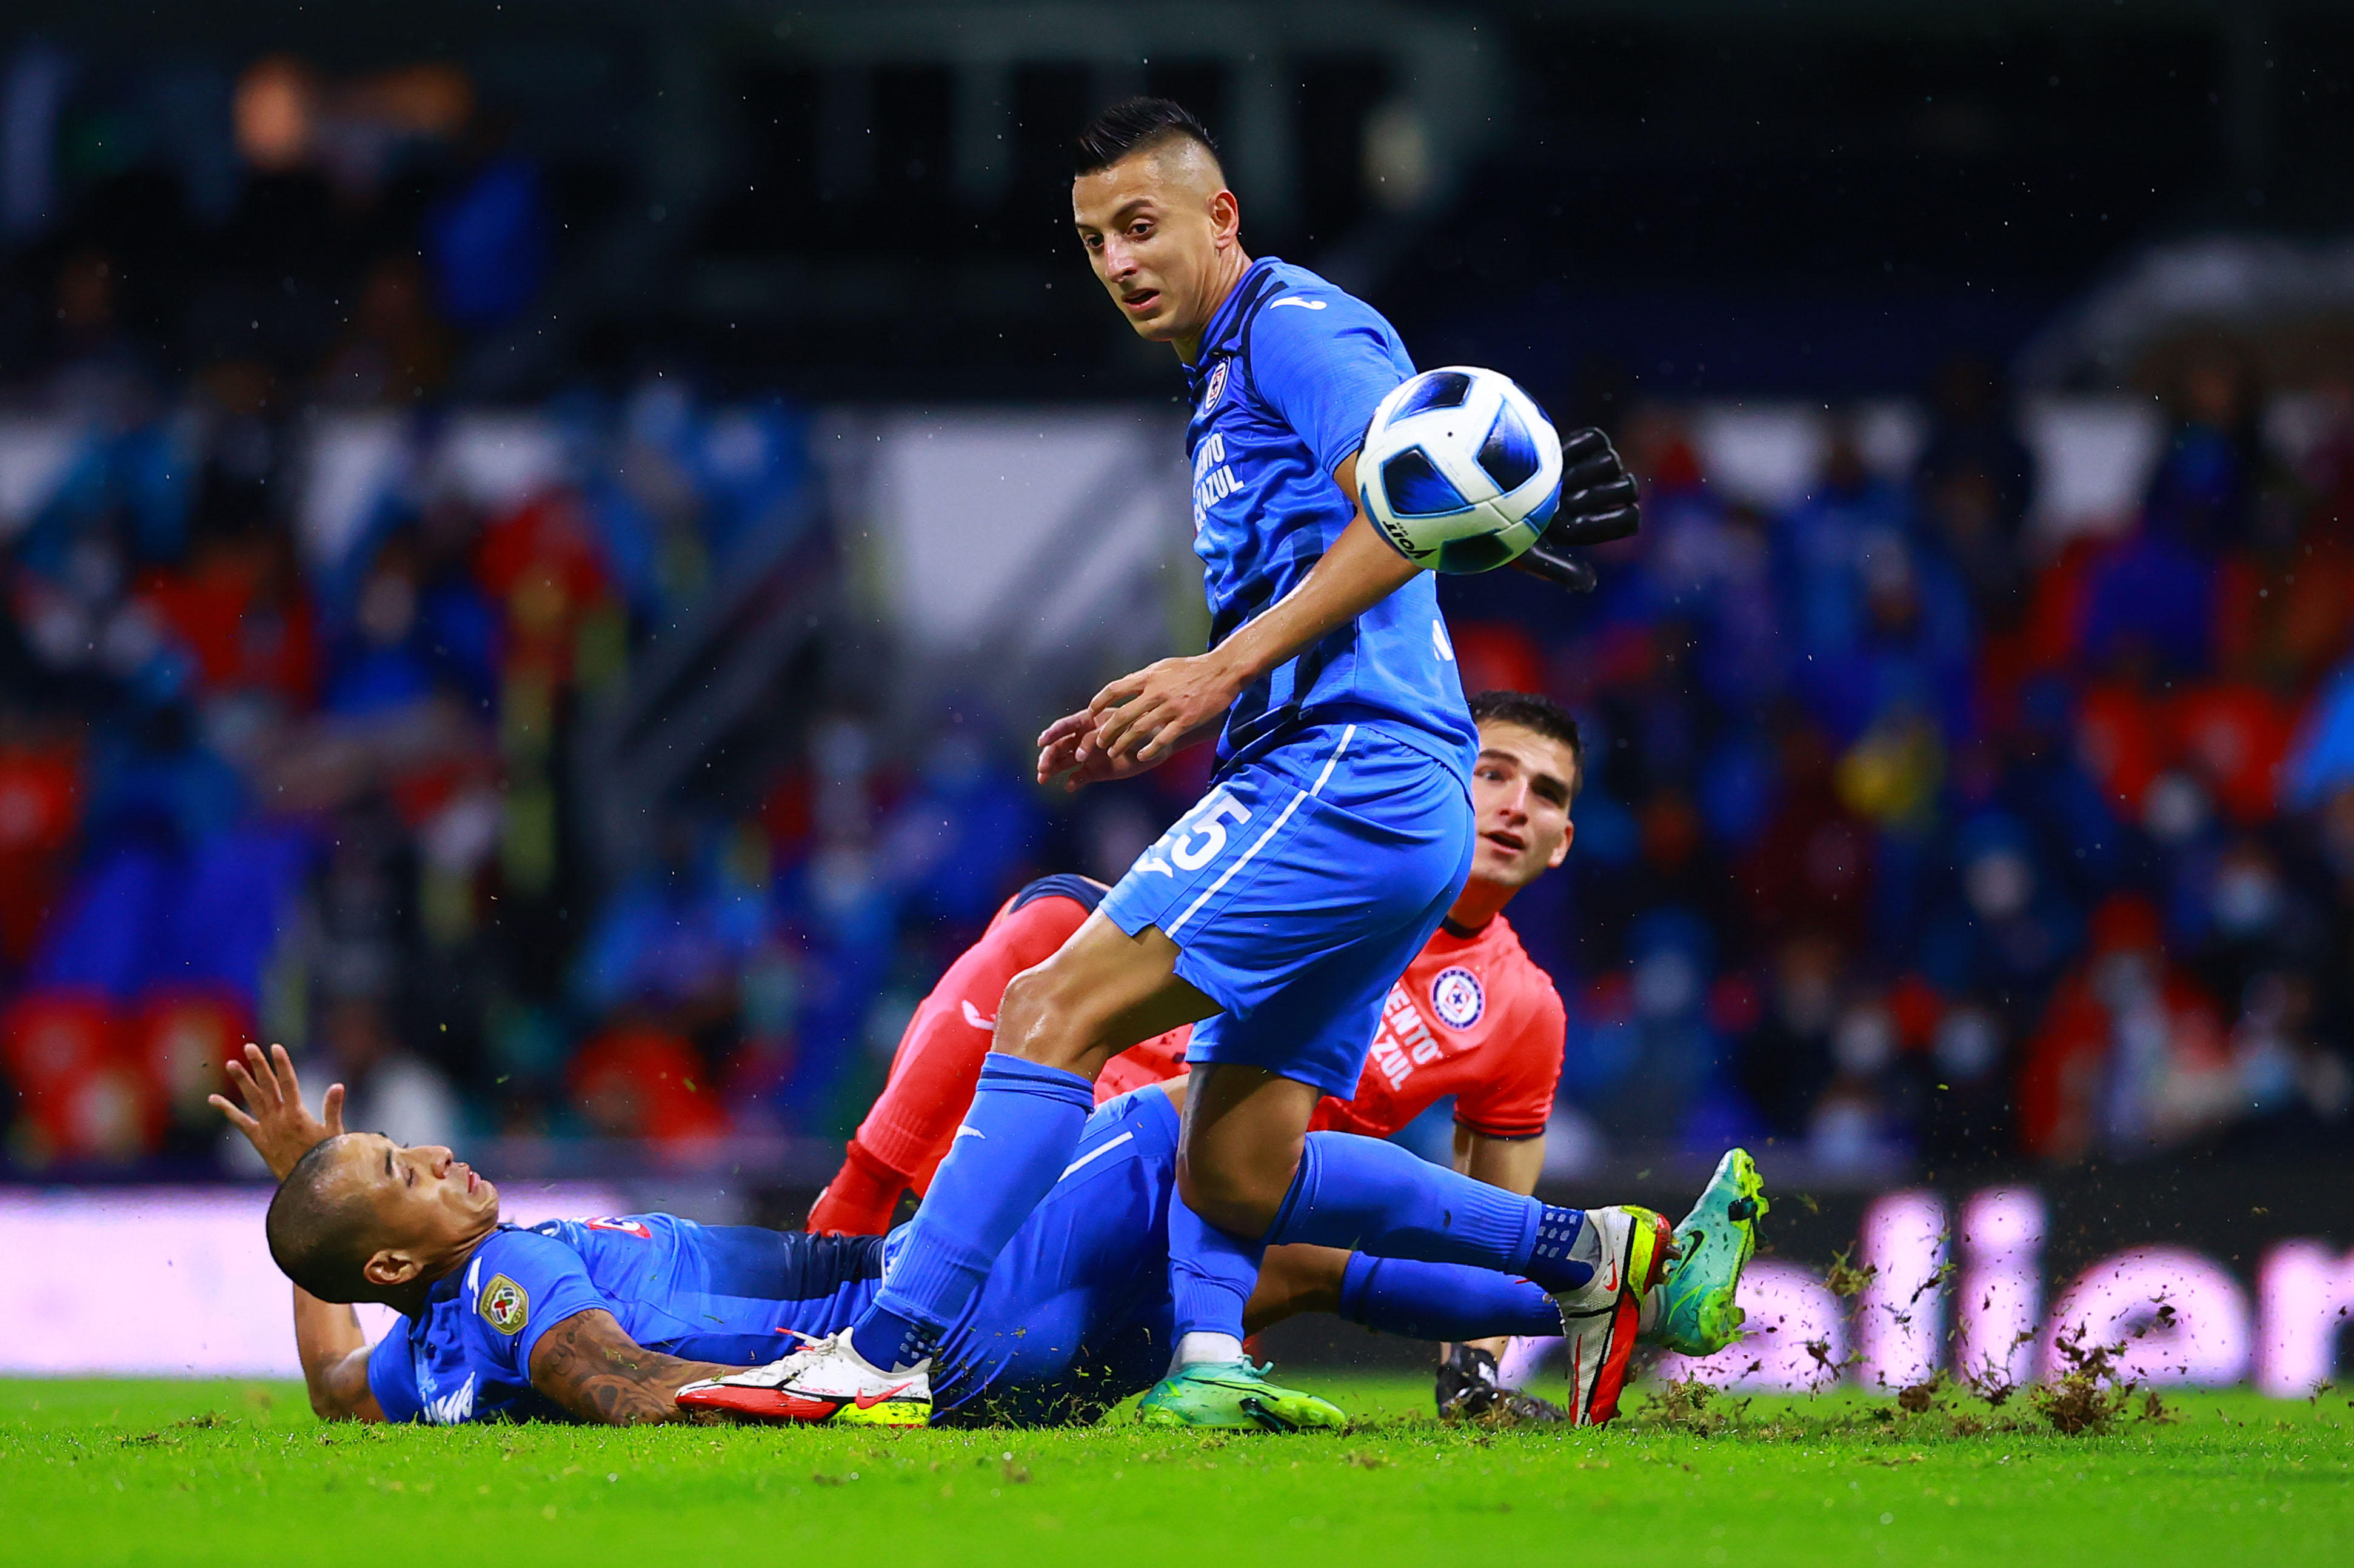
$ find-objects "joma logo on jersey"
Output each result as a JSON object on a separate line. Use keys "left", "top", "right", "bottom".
{"left": 1366, "top": 983, "right": 1448, "bottom": 1088}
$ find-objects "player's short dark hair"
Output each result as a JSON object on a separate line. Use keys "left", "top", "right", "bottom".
{"left": 1074, "top": 97, "right": 1220, "bottom": 177}
{"left": 1468, "top": 690, "right": 1586, "bottom": 799}
{"left": 266, "top": 1136, "right": 380, "bottom": 1304}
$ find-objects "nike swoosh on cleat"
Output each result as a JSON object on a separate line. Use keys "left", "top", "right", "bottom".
{"left": 1239, "top": 1396, "right": 1297, "bottom": 1433}
{"left": 674, "top": 1386, "right": 843, "bottom": 1422}
{"left": 854, "top": 1381, "right": 919, "bottom": 1410}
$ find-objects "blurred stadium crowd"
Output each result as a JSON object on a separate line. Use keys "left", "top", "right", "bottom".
{"left": 0, "top": 52, "right": 844, "bottom": 1172}
{"left": 1, "top": 47, "right": 2352, "bottom": 1183}
{"left": 1439, "top": 360, "right": 2354, "bottom": 1178}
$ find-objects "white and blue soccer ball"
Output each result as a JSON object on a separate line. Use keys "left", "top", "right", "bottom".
{"left": 1357, "top": 365, "right": 1562, "bottom": 573}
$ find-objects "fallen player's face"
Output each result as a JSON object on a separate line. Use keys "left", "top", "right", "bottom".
{"left": 336, "top": 1132, "right": 502, "bottom": 1256}
{"left": 1467, "top": 721, "right": 1577, "bottom": 889}
{"left": 1072, "top": 142, "right": 1234, "bottom": 349}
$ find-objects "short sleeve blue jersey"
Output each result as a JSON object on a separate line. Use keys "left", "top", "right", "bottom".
{"left": 1185, "top": 257, "right": 1477, "bottom": 776}
{"left": 364, "top": 1215, "right": 881, "bottom": 1425}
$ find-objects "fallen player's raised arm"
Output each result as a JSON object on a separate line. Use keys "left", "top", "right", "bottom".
{"left": 210, "top": 1041, "right": 344, "bottom": 1182}
{"left": 295, "top": 1286, "right": 384, "bottom": 1422}
{"left": 212, "top": 1042, "right": 383, "bottom": 1419}
{"left": 526, "top": 1309, "right": 737, "bottom": 1426}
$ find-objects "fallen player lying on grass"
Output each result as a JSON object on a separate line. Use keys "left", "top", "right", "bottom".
{"left": 213, "top": 1042, "right": 1764, "bottom": 1430}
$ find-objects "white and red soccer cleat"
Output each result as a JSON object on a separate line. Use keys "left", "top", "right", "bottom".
{"left": 1550, "top": 1204, "right": 1676, "bottom": 1426}
{"left": 675, "top": 1330, "right": 932, "bottom": 1426}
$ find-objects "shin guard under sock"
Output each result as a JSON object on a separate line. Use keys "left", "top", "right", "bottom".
{"left": 1336, "top": 1253, "right": 1565, "bottom": 1343}
{"left": 1168, "top": 1195, "right": 1263, "bottom": 1346}
{"left": 1265, "top": 1132, "right": 1597, "bottom": 1295}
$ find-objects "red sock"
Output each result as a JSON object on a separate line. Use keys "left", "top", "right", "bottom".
{"left": 808, "top": 1138, "right": 911, "bottom": 1235}
{"left": 853, "top": 893, "right": 1091, "bottom": 1180}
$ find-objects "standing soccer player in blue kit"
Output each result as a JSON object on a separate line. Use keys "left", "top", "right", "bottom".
{"left": 725, "top": 98, "right": 1658, "bottom": 1429}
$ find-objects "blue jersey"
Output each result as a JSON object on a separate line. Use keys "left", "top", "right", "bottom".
{"left": 365, "top": 1215, "right": 883, "bottom": 1425}
{"left": 1184, "top": 257, "right": 1476, "bottom": 776}
{"left": 361, "top": 1094, "right": 1192, "bottom": 1428}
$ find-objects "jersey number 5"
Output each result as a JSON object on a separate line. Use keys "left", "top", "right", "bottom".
{"left": 1136, "top": 789, "right": 1252, "bottom": 878}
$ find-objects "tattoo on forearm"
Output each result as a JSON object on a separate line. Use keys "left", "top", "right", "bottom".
{"left": 530, "top": 1312, "right": 730, "bottom": 1427}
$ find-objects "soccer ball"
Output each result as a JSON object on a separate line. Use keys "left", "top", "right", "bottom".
{"left": 1357, "top": 365, "right": 1562, "bottom": 573}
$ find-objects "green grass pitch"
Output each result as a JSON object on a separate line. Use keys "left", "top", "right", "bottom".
{"left": 2, "top": 1376, "right": 2347, "bottom": 1566}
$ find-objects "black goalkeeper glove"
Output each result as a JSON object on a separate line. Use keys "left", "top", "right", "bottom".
{"left": 1510, "top": 425, "right": 1641, "bottom": 593}
{"left": 1435, "top": 1343, "right": 1569, "bottom": 1425}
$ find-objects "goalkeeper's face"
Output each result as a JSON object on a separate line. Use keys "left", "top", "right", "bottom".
{"left": 1072, "top": 138, "right": 1242, "bottom": 357}
{"left": 1466, "top": 720, "right": 1579, "bottom": 892}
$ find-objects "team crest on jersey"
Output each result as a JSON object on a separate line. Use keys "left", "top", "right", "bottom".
{"left": 1430, "top": 967, "right": 1485, "bottom": 1030}
{"left": 1200, "top": 358, "right": 1230, "bottom": 414}
{"left": 480, "top": 1274, "right": 529, "bottom": 1335}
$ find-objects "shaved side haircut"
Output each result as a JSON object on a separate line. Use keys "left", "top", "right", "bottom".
{"left": 266, "top": 1135, "right": 380, "bottom": 1304}
{"left": 1074, "top": 97, "right": 1221, "bottom": 177}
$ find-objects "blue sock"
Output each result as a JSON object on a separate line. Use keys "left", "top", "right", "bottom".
{"left": 1168, "top": 1196, "right": 1262, "bottom": 1344}
{"left": 851, "top": 1053, "right": 1095, "bottom": 1370}
{"left": 1265, "top": 1132, "right": 1595, "bottom": 1295}
{"left": 1337, "top": 1253, "right": 1564, "bottom": 1341}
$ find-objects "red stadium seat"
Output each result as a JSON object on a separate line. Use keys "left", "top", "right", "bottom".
{"left": 24, "top": 1061, "right": 156, "bottom": 1165}
{"left": 1, "top": 989, "right": 118, "bottom": 1092}
{"left": 129, "top": 986, "right": 253, "bottom": 1133}
{"left": 0, "top": 990, "right": 161, "bottom": 1164}
{"left": 567, "top": 1023, "right": 731, "bottom": 1145}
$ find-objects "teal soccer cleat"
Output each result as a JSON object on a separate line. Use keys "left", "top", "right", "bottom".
{"left": 1135, "top": 1358, "right": 1349, "bottom": 1432}
{"left": 1653, "top": 1148, "right": 1768, "bottom": 1358}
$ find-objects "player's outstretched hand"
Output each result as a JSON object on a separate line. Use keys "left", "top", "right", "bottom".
{"left": 1036, "top": 707, "right": 1152, "bottom": 791}
{"left": 1040, "top": 653, "right": 1237, "bottom": 787}
{"left": 209, "top": 1041, "right": 346, "bottom": 1183}
{"left": 1510, "top": 425, "right": 1640, "bottom": 593}
{"left": 1037, "top": 708, "right": 1097, "bottom": 785}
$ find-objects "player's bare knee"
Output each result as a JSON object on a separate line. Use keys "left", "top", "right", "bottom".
{"left": 1254, "top": 1244, "right": 1347, "bottom": 1323}
{"left": 992, "top": 964, "right": 1104, "bottom": 1073}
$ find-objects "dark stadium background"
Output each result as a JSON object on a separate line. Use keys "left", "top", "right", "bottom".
{"left": 0, "top": 0, "right": 2349, "bottom": 1381}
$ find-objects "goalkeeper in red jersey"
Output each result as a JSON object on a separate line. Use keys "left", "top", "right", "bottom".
{"left": 813, "top": 690, "right": 1593, "bottom": 1418}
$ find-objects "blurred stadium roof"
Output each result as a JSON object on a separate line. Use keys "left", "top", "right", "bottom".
{"left": 8, "top": 0, "right": 2354, "bottom": 398}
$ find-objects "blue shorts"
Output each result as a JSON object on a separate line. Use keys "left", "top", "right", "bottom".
{"left": 905, "top": 1087, "right": 1183, "bottom": 1426}
{"left": 1100, "top": 720, "right": 1474, "bottom": 1096}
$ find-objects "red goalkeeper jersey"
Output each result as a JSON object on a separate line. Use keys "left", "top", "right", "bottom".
{"left": 1094, "top": 910, "right": 1563, "bottom": 1141}
{"left": 819, "top": 875, "right": 1563, "bottom": 1230}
